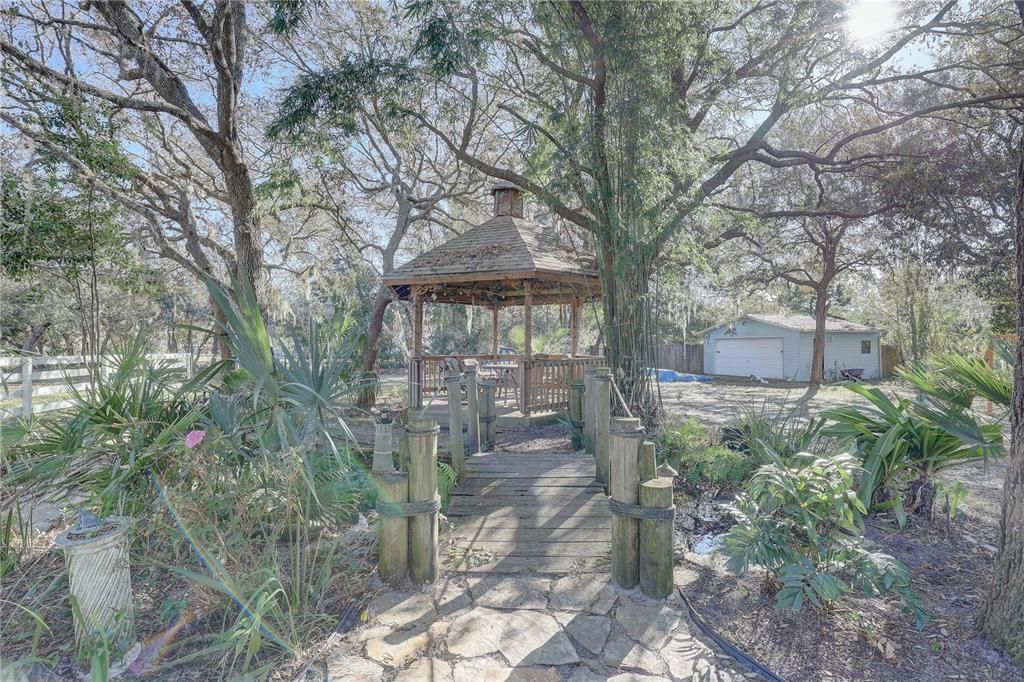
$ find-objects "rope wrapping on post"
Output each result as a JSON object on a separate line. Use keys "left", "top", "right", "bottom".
{"left": 376, "top": 496, "right": 441, "bottom": 518}
{"left": 609, "top": 422, "right": 645, "bottom": 438}
{"left": 405, "top": 423, "right": 440, "bottom": 436}
{"left": 608, "top": 497, "right": 676, "bottom": 522}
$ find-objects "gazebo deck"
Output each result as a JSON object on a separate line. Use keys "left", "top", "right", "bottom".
{"left": 444, "top": 450, "right": 611, "bottom": 574}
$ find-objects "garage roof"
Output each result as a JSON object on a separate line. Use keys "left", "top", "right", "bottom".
{"left": 721, "top": 314, "right": 879, "bottom": 333}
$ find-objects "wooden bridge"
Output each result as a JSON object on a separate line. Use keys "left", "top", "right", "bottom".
{"left": 444, "top": 449, "right": 611, "bottom": 574}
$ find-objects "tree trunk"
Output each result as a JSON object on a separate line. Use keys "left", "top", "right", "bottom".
{"left": 598, "top": 238, "right": 657, "bottom": 423}
{"left": 356, "top": 194, "right": 411, "bottom": 408}
{"left": 21, "top": 323, "right": 48, "bottom": 352}
{"left": 981, "top": 105, "right": 1024, "bottom": 664}
{"left": 357, "top": 286, "right": 392, "bottom": 408}
{"left": 810, "top": 289, "right": 828, "bottom": 384}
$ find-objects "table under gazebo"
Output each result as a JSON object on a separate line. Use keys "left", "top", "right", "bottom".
{"left": 384, "top": 183, "right": 603, "bottom": 417}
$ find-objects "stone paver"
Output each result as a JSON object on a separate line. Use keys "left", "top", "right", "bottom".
{"left": 602, "top": 633, "right": 669, "bottom": 676}
{"left": 469, "top": 576, "right": 551, "bottom": 610}
{"left": 453, "top": 656, "right": 561, "bottom": 681}
{"left": 549, "top": 575, "right": 616, "bottom": 613}
{"left": 447, "top": 607, "right": 506, "bottom": 657}
{"left": 325, "top": 652, "right": 384, "bottom": 681}
{"left": 394, "top": 657, "right": 454, "bottom": 682}
{"left": 556, "top": 612, "right": 611, "bottom": 654}
{"left": 498, "top": 610, "right": 580, "bottom": 666}
{"left": 326, "top": 575, "right": 742, "bottom": 681}
{"left": 615, "top": 598, "right": 683, "bottom": 650}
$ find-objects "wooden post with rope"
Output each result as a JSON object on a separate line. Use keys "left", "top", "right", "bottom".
{"left": 376, "top": 471, "right": 409, "bottom": 585}
{"left": 594, "top": 367, "right": 612, "bottom": 487}
{"left": 407, "top": 417, "right": 439, "bottom": 584}
{"left": 465, "top": 365, "right": 480, "bottom": 454}
{"left": 583, "top": 366, "right": 596, "bottom": 455}
{"left": 639, "top": 478, "right": 674, "bottom": 598}
{"left": 480, "top": 380, "right": 496, "bottom": 451}
{"left": 570, "top": 379, "right": 585, "bottom": 447}
{"left": 445, "top": 370, "right": 465, "bottom": 482}
{"left": 639, "top": 440, "right": 657, "bottom": 483}
{"left": 610, "top": 417, "right": 642, "bottom": 589}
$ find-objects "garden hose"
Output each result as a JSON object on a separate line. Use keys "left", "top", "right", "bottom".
{"left": 677, "top": 588, "right": 788, "bottom": 682}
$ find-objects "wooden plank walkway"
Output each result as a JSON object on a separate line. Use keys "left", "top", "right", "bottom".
{"left": 445, "top": 450, "right": 611, "bottom": 574}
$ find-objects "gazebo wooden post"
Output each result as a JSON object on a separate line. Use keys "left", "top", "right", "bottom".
{"left": 410, "top": 287, "right": 424, "bottom": 408}
{"left": 570, "top": 298, "right": 580, "bottom": 359}
{"left": 491, "top": 306, "right": 499, "bottom": 358}
{"left": 522, "top": 281, "right": 533, "bottom": 416}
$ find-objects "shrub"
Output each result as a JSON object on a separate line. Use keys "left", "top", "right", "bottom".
{"left": 656, "top": 419, "right": 752, "bottom": 492}
{"left": 1, "top": 277, "right": 375, "bottom": 676}
{"left": 656, "top": 418, "right": 709, "bottom": 470}
{"left": 822, "top": 383, "right": 1003, "bottom": 519}
{"left": 722, "top": 403, "right": 826, "bottom": 463}
{"left": 724, "top": 450, "right": 929, "bottom": 628}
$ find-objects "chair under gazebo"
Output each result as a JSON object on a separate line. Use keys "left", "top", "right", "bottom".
{"left": 384, "top": 183, "right": 603, "bottom": 419}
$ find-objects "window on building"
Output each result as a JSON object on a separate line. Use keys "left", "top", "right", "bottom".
{"left": 861, "top": 340, "right": 871, "bottom": 354}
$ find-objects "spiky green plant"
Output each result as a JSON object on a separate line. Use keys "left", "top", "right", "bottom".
{"left": 822, "top": 383, "right": 1003, "bottom": 518}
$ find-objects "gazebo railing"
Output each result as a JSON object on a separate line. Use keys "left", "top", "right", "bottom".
{"left": 414, "top": 354, "right": 523, "bottom": 396}
{"left": 522, "top": 355, "right": 603, "bottom": 415}
{"left": 409, "top": 354, "right": 603, "bottom": 415}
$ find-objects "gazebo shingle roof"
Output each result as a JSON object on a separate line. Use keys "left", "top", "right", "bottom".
{"left": 384, "top": 214, "right": 599, "bottom": 304}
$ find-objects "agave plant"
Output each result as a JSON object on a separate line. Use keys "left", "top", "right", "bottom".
{"left": 821, "top": 383, "right": 1003, "bottom": 519}
{"left": 203, "top": 275, "right": 366, "bottom": 523}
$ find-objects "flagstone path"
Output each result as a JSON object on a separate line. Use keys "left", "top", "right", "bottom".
{"left": 320, "top": 570, "right": 746, "bottom": 681}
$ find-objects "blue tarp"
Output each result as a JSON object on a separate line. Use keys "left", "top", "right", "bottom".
{"left": 648, "top": 368, "right": 713, "bottom": 383}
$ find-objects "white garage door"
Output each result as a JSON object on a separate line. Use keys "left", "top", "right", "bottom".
{"left": 715, "top": 337, "right": 784, "bottom": 378}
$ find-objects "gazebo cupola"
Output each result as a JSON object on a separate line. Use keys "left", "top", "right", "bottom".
{"left": 383, "top": 183, "right": 602, "bottom": 414}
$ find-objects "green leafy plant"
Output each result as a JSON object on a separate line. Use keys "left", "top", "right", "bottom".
{"left": 437, "top": 462, "right": 458, "bottom": 511}
{"left": 657, "top": 419, "right": 753, "bottom": 492}
{"left": 722, "top": 404, "right": 826, "bottom": 463}
{"left": 555, "top": 411, "right": 583, "bottom": 449}
{"left": 724, "top": 449, "right": 929, "bottom": 627}
{"left": 4, "top": 330, "right": 223, "bottom": 516}
{"left": 822, "top": 383, "right": 1003, "bottom": 518}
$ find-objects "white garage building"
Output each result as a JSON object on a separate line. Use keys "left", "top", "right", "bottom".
{"left": 703, "top": 314, "right": 882, "bottom": 381}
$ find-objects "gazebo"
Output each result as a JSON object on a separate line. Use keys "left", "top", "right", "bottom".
{"left": 384, "top": 183, "right": 603, "bottom": 416}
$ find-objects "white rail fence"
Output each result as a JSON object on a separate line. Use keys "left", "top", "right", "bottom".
{"left": 0, "top": 353, "right": 194, "bottom": 420}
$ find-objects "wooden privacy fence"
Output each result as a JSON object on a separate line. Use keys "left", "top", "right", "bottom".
{"left": 653, "top": 343, "right": 704, "bottom": 374}
{"left": 881, "top": 344, "right": 902, "bottom": 378}
{"left": 0, "top": 353, "right": 193, "bottom": 419}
